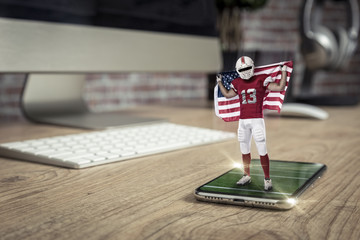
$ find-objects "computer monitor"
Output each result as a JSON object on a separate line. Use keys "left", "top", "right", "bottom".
{"left": 0, "top": 1, "right": 221, "bottom": 129}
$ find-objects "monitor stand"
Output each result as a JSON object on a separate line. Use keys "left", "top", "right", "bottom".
{"left": 20, "top": 74, "right": 162, "bottom": 129}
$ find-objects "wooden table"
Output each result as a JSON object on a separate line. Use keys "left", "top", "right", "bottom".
{"left": 0, "top": 104, "right": 359, "bottom": 240}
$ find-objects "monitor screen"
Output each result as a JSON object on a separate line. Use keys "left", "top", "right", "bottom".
{"left": 0, "top": 0, "right": 217, "bottom": 36}
{"left": 0, "top": 0, "right": 221, "bottom": 73}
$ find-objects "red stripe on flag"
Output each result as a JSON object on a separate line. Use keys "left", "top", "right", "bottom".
{"left": 265, "top": 97, "right": 284, "bottom": 102}
{"left": 218, "top": 99, "right": 240, "bottom": 106}
{"left": 219, "top": 107, "right": 241, "bottom": 114}
{"left": 255, "top": 61, "right": 293, "bottom": 73}
{"left": 263, "top": 105, "right": 281, "bottom": 113}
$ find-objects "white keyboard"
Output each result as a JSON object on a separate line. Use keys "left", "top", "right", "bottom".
{"left": 0, "top": 123, "right": 235, "bottom": 168}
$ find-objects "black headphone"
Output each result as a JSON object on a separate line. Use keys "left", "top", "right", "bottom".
{"left": 300, "top": 0, "right": 359, "bottom": 70}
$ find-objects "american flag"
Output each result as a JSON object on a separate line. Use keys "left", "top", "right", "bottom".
{"left": 214, "top": 61, "right": 293, "bottom": 122}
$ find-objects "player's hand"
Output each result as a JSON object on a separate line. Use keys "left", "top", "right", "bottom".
{"left": 216, "top": 74, "right": 222, "bottom": 83}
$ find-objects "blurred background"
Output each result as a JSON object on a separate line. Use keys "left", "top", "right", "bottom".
{"left": 0, "top": 0, "right": 359, "bottom": 121}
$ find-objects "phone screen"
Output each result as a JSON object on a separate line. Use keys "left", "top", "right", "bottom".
{"left": 197, "top": 160, "right": 326, "bottom": 200}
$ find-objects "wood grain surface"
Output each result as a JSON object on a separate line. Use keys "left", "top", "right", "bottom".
{"left": 0, "top": 104, "right": 359, "bottom": 240}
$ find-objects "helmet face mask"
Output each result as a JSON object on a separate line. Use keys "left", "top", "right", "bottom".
{"left": 236, "top": 56, "right": 254, "bottom": 80}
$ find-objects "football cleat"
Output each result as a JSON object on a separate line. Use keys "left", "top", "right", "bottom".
{"left": 264, "top": 179, "right": 272, "bottom": 191}
{"left": 236, "top": 175, "right": 252, "bottom": 186}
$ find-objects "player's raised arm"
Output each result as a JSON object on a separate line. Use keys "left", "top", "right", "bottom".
{"left": 216, "top": 74, "right": 237, "bottom": 98}
{"left": 267, "top": 65, "right": 288, "bottom": 91}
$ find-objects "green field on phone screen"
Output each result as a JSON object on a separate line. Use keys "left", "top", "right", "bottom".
{"left": 199, "top": 160, "right": 325, "bottom": 199}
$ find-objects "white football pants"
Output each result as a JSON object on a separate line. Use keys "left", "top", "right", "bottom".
{"left": 238, "top": 118, "right": 268, "bottom": 156}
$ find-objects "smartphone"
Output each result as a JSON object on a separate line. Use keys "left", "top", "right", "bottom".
{"left": 194, "top": 159, "right": 326, "bottom": 210}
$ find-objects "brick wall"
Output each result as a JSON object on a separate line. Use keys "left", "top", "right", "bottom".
{"left": 0, "top": 73, "right": 207, "bottom": 121}
{"left": 0, "top": 74, "right": 26, "bottom": 121}
{"left": 84, "top": 73, "right": 207, "bottom": 112}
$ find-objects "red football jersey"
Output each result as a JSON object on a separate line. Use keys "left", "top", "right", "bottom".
{"left": 231, "top": 74, "right": 271, "bottom": 119}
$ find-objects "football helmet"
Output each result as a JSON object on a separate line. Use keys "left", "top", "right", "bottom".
{"left": 235, "top": 56, "right": 254, "bottom": 80}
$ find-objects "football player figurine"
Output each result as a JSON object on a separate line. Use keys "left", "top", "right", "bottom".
{"left": 216, "top": 56, "right": 288, "bottom": 191}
